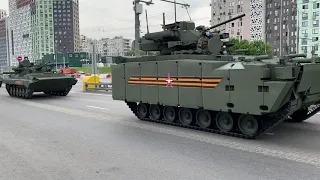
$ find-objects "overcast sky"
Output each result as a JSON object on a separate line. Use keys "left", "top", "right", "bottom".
{"left": 0, "top": 0, "right": 211, "bottom": 40}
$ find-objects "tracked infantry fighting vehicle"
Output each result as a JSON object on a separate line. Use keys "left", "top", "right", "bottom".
{"left": 2, "top": 57, "right": 77, "bottom": 99}
{"left": 111, "top": 13, "right": 320, "bottom": 139}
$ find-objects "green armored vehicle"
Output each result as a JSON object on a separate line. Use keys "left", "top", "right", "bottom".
{"left": 2, "top": 57, "right": 77, "bottom": 99}
{"left": 111, "top": 14, "right": 320, "bottom": 139}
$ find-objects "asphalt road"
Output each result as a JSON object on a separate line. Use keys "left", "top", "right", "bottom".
{"left": 0, "top": 82, "right": 319, "bottom": 180}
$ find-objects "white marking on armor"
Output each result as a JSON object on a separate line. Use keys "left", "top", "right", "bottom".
{"left": 20, "top": 101, "right": 320, "bottom": 166}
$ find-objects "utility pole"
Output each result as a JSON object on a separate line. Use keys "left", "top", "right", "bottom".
{"left": 133, "top": 0, "right": 153, "bottom": 57}
{"left": 160, "top": 0, "right": 190, "bottom": 23}
{"left": 91, "top": 42, "right": 98, "bottom": 83}
{"left": 279, "top": 0, "right": 283, "bottom": 57}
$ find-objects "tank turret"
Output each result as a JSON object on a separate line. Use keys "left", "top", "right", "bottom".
{"left": 2, "top": 58, "right": 53, "bottom": 75}
{"left": 135, "top": 14, "right": 246, "bottom": 55}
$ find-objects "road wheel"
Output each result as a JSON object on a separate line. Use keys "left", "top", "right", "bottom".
{"left": 196, "top": 109, "right": 212, "bottom": 128}
{"left": 179, "top": 108, "right": 193, "bottom": 125}
{"left": 216, "top": 112, "right": 234, "bottom": 132}
{"left": 137, "top": 103, "right": 149, "bottom": 119}
{"left": 238, "top": 114, "right": 259, "bottom": 137}
{"left": 149, "top": 104, "right": 162, "bottom": 120}
{"left": 163, "top": 106, "right": 176, "bottom": 123}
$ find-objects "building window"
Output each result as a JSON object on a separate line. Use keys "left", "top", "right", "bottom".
{"left": 312, "top": 28, "right": 319, "bottom": 34}
{"left": 313, "top": 3, "right": 320, "bottom": 9}
{"left": 312, "top": 45, "right": 318, "bottom": 51}
{"left": 302, "top": 13, "right": 308, "bottom": 20}
{"left": 302, "top": 21, "right": 308, "bottom": 27}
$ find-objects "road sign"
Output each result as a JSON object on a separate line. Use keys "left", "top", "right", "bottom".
{"left": 17, "top": 56, "right": 23, "bottom": 62}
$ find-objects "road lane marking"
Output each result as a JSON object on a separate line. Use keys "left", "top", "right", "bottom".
{"left": 20, "top": 100, "right": 320, "bottom": 166}
{"left": 70, "top": 91, "right": 112, "bottom": 97}
{"left": 86, "top": 105, "right": 109, "bottom": 110}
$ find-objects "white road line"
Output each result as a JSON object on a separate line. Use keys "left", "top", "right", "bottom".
{"left": 86, "top": 105, "right": 109, "bottom": 110}
{"left": 317, "top": 113, "right": 320, "bottom": 115}
{"left": 265, "top": 132, "right": 274, "bottom": 136}
{"left": 70, "top": 91, "right": 112, "bottom": 97}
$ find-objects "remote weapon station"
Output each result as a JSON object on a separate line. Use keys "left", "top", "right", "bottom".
{"left": 1, "top": 57, "right": 77, "bottom": 99}
{"left": 111, "top": 12, "right": 320, "bottom": 139}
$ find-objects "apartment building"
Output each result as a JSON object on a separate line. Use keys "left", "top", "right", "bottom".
{"left": 265, "top": 0, "right": 298, "bottom": 57}
{"left": 0, "top": 9, "right": 7, "bottom": 20}
{"left": 103, "top": 36, "right": 131, "bottom": 56}
{"left": 210, "top": 0, "right": 266, "bottom": 41}
{"left": 297, "top": 0, "right": 320, "bottom": 57}
{"left": 81, "top": 36, "right": 131, "bottom": 57}
{"left": 0, "top": 16, "right": 9, "bottom": 70}
{"left": 8, "top": 0, "right": 33, "bottom": 66}
{"left": 8, "top": 0, "right": 80, "bottom": 66}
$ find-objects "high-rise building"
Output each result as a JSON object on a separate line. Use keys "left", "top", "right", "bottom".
{"left": 8, "top": 0, "right": 33, "bottom": 66}
{"left": 265, "top": 0, "right": 298, "bottom": 57}
{"left": 297, "top": 0, "right": 320, "bottom": 57}
{"left": 8, "top": 0, "right": 80, "bottom": 66}
{"left": 0, "top": 16, "right": 10, "bottom": 70}
{"left": 53, "top": 0, "right": 80, "bottom": 55}
{"left": 210, "top": 0, "right": 266, "bottom": 41}
{"left": 0, "top": 9, "right": 7, "bottom": 19}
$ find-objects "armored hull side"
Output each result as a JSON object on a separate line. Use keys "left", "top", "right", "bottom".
{"left": 3, "top": 73, "right": 77, "bottom": 99}
{"left": 112, "top": 54, "right": 320, "bottom": 139}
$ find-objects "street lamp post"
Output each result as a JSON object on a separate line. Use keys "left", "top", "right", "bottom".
{"left": 63, "top": 47, "right": 66, "bottom": 68}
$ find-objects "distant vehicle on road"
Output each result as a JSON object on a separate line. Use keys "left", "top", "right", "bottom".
{"left": 2, "top": 57, "right": 77, "bottom": 99}
{"left": 77, "top": 71, "right": 85, "bottom": 74}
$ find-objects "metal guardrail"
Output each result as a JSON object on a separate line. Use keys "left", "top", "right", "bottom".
{"left": 84, "top": 82, "right": 112, "bottom": 91}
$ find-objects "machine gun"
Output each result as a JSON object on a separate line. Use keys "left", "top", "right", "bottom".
{"left": 137, "top": 13, "right": 245, "bottom": 55}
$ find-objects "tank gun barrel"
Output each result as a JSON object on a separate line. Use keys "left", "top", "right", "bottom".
{"left": 1, "top": 72, "right": 15, "bottom": 75}
{"left": 285, "top": 54, "right": 307, "bottom": 58}
{"left": 35, "top": 61, "right": 51, "bottom": 70}
{"left": 253, "top": 55, "right": 272, "bottom": 61}
{"left": 208, "top": 14, "right": 245, "bottom": 30}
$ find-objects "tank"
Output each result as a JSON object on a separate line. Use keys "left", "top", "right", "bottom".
{"left": 111, "top": 13, "right": 320, "bottom": 139}
{"left": 1, "top": 57, "right": 77, "bottom": 99}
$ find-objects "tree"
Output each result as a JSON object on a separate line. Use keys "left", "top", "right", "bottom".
{"left": 228, "top": 38, "right": 272, "bottom": 56}
{"left": 125, "top": 49, "right": 146, "bottom": 56}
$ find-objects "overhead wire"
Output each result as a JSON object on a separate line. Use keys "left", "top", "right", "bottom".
{"left": 88, "top": 2, "right": 211, "bottom": 31}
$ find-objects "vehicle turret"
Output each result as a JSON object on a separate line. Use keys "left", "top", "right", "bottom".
{"left": 136, "top": 14, "right": 246, "bottom": 55}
